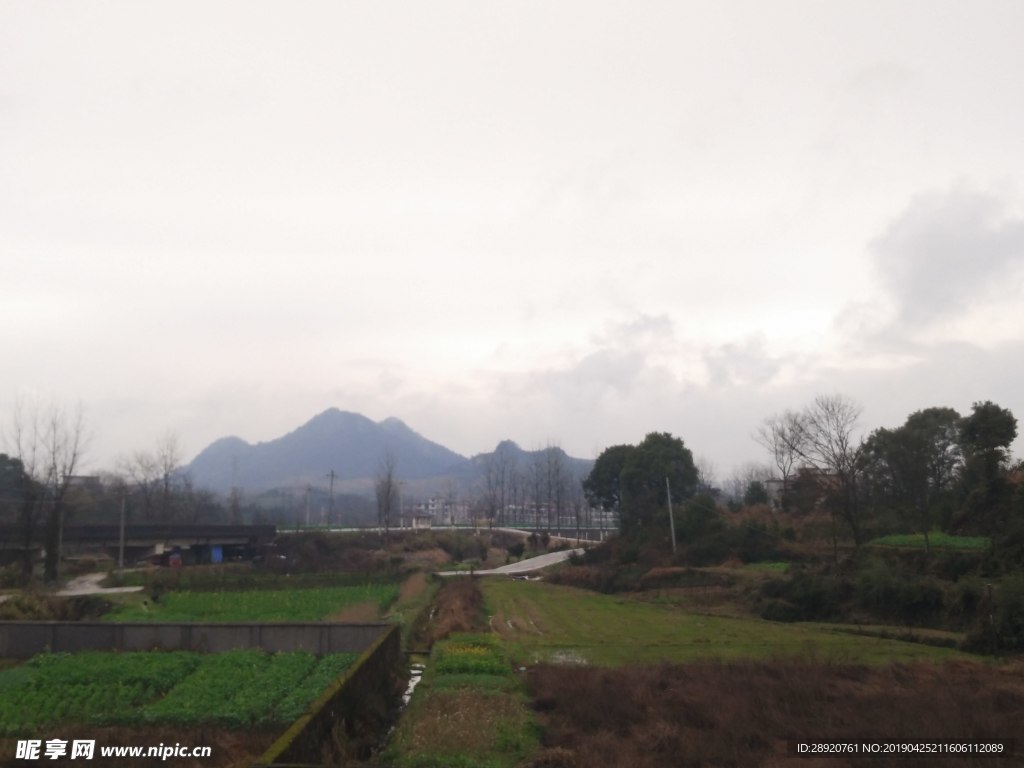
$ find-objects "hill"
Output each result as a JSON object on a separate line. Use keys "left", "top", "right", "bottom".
{"left": 185, "top": 409, "right": 593, "bottom": 497}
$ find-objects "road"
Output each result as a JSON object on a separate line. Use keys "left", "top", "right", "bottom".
{"left": 56, "top": 572, "right": 144, "bottom": 596}
{"left": 436, "top": 548, "right": 583, "bottom": 577}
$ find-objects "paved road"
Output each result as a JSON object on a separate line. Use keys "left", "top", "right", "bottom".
{"left": 437, "top": 548, "right": 583, "bottom": 577}
{"left": 56, "top": 572, "right": 144, "bottom": 596}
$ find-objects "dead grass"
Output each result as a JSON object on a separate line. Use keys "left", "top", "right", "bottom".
{"left": 525, "top": 659, "right": 1024, "bottom": 768}
{"left": 399, "top": 570, "right": 429, "bottom": 602}
{"left": 416, "top": 577, "right": 487, "bottom": 647}
{"left": 397, "top": 689, "right": 528, "bottom": 755}
{"left": 327, "top": 599, "right": 380, "bottom": 622}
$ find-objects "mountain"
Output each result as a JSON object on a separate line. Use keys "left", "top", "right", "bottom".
{"left": 186, "top": 408, "right": 595, "bottom": 497}
{"left": 186, "top": 408, "right": 468, "bottom": 494}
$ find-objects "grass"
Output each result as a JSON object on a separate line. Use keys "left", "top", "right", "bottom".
{"left": 106, "top": 583, "right": 399, "bottom": 622}
{"left": 868, "top": 532, "right": 991, "bottom": 550}
{"left": 384, "top": 633, "right": 537, "bottom": 768}
{"left": 483, "top": 579, "right": 973, "bottom": 666}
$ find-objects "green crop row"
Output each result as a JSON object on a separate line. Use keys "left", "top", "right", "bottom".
{"left": 433, "top": 636, "right": 510, "bottom": 677}
{"left": 107, "top": 584, "right": 400, "bottom": 622}
{"left": 0, "top": 650, "right": 357, "bottom": 736}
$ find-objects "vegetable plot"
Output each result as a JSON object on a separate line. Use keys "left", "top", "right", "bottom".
{"left": 0, "top": 650, "right": 358, "bottom": 735}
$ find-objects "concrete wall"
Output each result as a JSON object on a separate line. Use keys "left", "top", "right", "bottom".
{"left": 0, "top": 621, "right": 390, "bottom": 658}
{"left": 252, "top": 623, "right": 402, "bottom": 768}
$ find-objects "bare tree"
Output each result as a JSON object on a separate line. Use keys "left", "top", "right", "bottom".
{"left": 8, "top": 399, "right": 89, "bottom": 581}
{"left": 767, "top": 395, "right": 865, "bottom": 553}
{"left": 375, "top": 450, "right": 398, "bottom": 543}
{"left": 695, "top": 455, "right": 718, "bottom": 491}
{"left": 155, "top": 430, "right": 183, "bottom": 518}
{"left": 754, "top": 410, "right": 803, "bottom": 509}
{"left": 541, "top": 444, "right": 568, "bottom": 532}
{"left": 723, "top": 462, "right": 774, "bottom": 503}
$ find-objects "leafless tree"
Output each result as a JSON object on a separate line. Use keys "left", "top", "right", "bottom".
{"left": 754, "top": 410, "right": 804, "bottom": 508}
{"left": 544, "top": 444, "right": 569, "bottom": 536}
{"left": 8, "top": 399, "right": 89, "bottom": 581}
{"left": 375, "top": 450, "right": 398, "bottom": 543}
{"left": 724, "top": 462, "right": 774, "bottom": 502}
{"left": 156, "top": 430, "right": 183, "bottom": 518}
{"left": 483, "top": 438, "right": 520, "bottom": 528}
{"left": 766, "top": 395, "right": 865, "bottom": 553}
{"left": 695, "top": 455, "right": 718, "bottom": 491}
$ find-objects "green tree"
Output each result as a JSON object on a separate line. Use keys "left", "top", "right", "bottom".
{"left": 957, "top": 401, "right": 1017, "bottom": 533}
{"left": 582, "top": 444, "right": 633, "bottom": 511}
{"left": 861, "top": 407, "right": 962, "bottom": 549}
{"left": 743, "top": 480, "right": 769, "bottom": 506}
{"left": 583, "top": 433, "right": 698, "bottom": 538}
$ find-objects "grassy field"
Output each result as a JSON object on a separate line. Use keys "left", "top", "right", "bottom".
{"left": 483, "top": 579, "right": 972, "bottom": 666}
{"left": 106, "top": 583, "right": 399, "bottom": 622}
{"left": 867, "top": 532, "right": 991, "bottom": 550}
{"left": 384, "top": 634, "right": 537, "bottom": 768}
{"left": 0, "top": 650, "right": 357, "bottom": 736}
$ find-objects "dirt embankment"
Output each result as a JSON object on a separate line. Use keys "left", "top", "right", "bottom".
{"left": 410, "top": 576, "right": 486, "bottom": 648}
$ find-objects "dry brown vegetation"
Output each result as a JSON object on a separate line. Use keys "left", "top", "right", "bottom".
{"left": 413, "top": 576, "right": 487, "bottom": 647}
{"left": 524, "top": 659, "right": 1024, "bottom": 768}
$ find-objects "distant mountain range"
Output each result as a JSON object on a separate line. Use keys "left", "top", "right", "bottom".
{"left": 185, "top": 408, "right": 593, "bottom": 497}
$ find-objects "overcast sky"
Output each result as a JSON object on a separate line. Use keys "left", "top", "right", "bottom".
{"left": 3, "top": 1, "right": 1023, "bottom": 481}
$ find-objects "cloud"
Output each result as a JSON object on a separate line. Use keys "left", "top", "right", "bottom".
{"left": 870, "top": 186, "right": 1024, "bottom": 333}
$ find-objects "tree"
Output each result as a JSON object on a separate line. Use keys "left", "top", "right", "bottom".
{"left": 582, "top": 444, "right": 633, "bottom": 511}
{"left": 482, "top": 441, "right": 518, "bottom": 527}
{"left": 957, "top": 401, "right": 1018, "bottom": 532}
{"left": 585, "top": 433, "right": 698, "bottom": 537}
{"left": 7, "top": 400, "right": 88, "bottom": 581}
{"left": 375, "top": 451, "right": 398, "bottom": 543}
{"left": 0, "top": 453, "right": 40, "bottom": 578}
{"left": 743, "top": 480, "right": 769, "bottom": 506}
{"left": 755, "top": 410, "right": 803, "bottom": 510}
{"left": 765, "top": 395, "right": 865, "bottom": 552}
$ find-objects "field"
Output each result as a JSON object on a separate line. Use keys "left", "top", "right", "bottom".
{"left": 385, "top": 634, "right": 537, "bottom": 768}
{"left": 867, "top": 532, "right": 991, "bottom": 550}
{"left": 483, "top": 579, "right": 971, "bottom": 666}
{"left": 524, "top": 659, "right": 1024, "bottom": 768}
{"left": 0, "top": 650, "right": 357, "bottom": 736}
{"left": 107, "top": 583, "right": 399, "bottom": 622}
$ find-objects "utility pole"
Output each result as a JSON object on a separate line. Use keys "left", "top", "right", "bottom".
{"left": 304, "top": 485, "right": 311, "bottom": 528}
{"left": 118, "top": 488, "right": 126, "bottom": 573}
{"left": 666, "top": 477, "right": 677, "bottom": 556}
{"left": 327, "top": 470, "right": 336, "bottom": 529}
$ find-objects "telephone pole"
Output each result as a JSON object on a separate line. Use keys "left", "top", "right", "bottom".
{"left": 327, "top": 470, "right": 336, "bottom": 529}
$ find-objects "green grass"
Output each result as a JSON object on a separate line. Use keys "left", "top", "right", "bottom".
{"left": 384, "top": 633, "right": 537, "bottom": 768}
{"left": 106, "top": 584, "right": 399, "bottom": 622}
{"left": 483, "top": 580, "right": 973, "bottom": 666}
{"left": 0, "top": 650, "right": 357, "bottom": 736}
{"left": 867, "top": 531, "right": 990, "bottom": 550}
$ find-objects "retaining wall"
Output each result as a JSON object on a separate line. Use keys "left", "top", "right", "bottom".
{"left": 252, "top": 623, "right": 402, "bottom": 767}
{"left": 0, "top": 621, "right": 390, "bottom": 657}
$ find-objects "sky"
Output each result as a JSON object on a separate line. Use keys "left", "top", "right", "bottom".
{"left": 3, "top": 1, "right": 1023, "bottom": 484}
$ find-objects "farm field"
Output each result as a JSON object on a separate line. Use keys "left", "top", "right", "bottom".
{"left": 385, "top": 634, "right": 537, "bottom": 768}
{"left": 866, "top": 532, "right": 991, "bottom": 550}
{"left": 106, "top": 583, "right": 399, "bottom": 622}
{"left": 483, "top": 579, "right": 973, "bottom": 666}
{"left": 0, "top": 649, "right": 358, "bottom": 736}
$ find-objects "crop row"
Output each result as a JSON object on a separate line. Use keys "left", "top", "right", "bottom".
{"left": 107, "top": 583, "right": 400, "bottom": 622}
{"left": 0, "top": 650, "right": 357, "bottom": 736}
{"left": 432, "top": 635, "right": 510, "bottom": 677}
